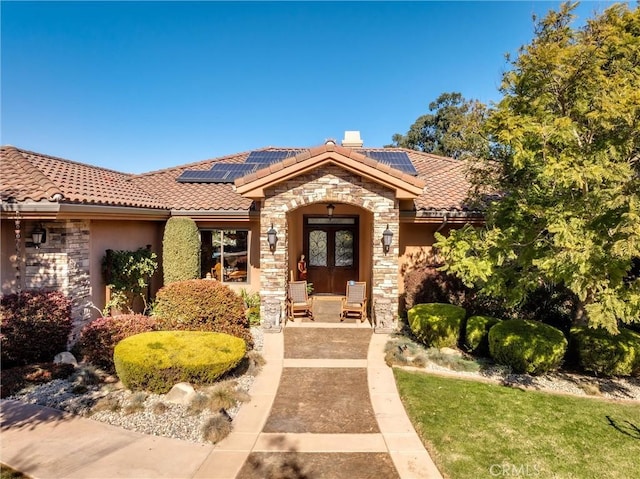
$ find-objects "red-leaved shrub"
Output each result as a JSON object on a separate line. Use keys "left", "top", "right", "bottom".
{"left": 76, "top": 314, "right": 159, "bottom": 372}
{"left": 1, "top": 290, "right": 72, "bottom": 367}
{"left": 153, "top": 279, "right": 253, "bottom": 348}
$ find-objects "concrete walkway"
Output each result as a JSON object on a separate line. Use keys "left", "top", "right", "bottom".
{"left": 1, "top": 319, "right": 442, "bottom": 479}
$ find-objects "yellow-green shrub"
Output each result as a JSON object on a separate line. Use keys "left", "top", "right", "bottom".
{"left": 489, "top": 320, "right": 567, "bottom": 374}
{"left": 464, "top": 315, "right": 501, "bottom": 356}
{"left": 113, "top": 331, "right": 246, "bottom": 393}
{"left": 570, "top": 326, "right": 640, "bottom": 377}
{"left": 407, "top": 303, "right": 466, "bottom": 348}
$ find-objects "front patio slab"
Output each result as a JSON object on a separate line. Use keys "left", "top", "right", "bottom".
{"left": 284, "top": 328, "right": 372, "bottom": 359}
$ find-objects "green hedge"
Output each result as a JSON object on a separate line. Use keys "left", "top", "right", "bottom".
{"left": 489, "top": 320, "right": 567, "bottom": 374}
{"left": 113, "top": 331, "right": 246, "bottom": 393}
{"left": 162, "top": 217, "right": 200, "bottom": 284}
{"left": 464, "top": 315, "right": 501, "bottom": 356}
{"left": 407, "top": 303, "right": 466, "bottom": 348}
{"left": 571, "top": 326, "right": 640, "bottom": 377}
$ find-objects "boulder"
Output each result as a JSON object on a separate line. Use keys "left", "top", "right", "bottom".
{"left": 165, "top": 382, "right": 196, "bottom": 405}
{"left": 440, "top": 347, "right": 463, "bottom": 357}
{"left": 54, "top": 351, "right": 78, "bottom": 366}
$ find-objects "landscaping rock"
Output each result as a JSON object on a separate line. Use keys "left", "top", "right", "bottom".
{"left": 165, "top": 382, "right": 196, "bottom": 405}
{"left": 54, "top": 351, "right": 78, "bottom": 366}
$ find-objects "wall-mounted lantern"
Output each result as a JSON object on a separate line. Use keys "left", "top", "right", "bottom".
{"left": 382, "top": 224, "right": 393, "bottom": 255}
{"left": 326, "top": 203, "right": 335, "bottom": 219}
{"left": 267, "top": 224, "right": 278, "bottom": 252}
{"left": 31, "top": 224, "right": 46, "bottom": 249}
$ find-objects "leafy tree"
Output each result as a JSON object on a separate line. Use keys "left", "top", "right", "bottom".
{"left": 163, "top": 217, "right": 201, "bottom": 284}
{"left": 436, "top": 2, "right": 640, "bottom": 333}
{"left": 389, "top": 92, "right": 493, "bottom": 159}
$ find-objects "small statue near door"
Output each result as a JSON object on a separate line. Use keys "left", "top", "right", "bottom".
{"left": 298, "top": 254, "right": 307, "bottom": 280}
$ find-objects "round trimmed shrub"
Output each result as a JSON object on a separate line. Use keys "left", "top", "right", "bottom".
{"left": 113, "top": 331, "right": 246, "bottom": 393}
{"left": 153, "top": 279, "right": 253, "bottom": 348}
{"left": 1, "top": 290, "right": 72, "bottom": 367}
{"left": 76, "top": 314, "right": 159, "bottom": 372}
{"left": 407, "top": 303, "right": 466, "bottom": 348}
{"left": 570, "top": 326, "right": 640, "bottom": 377}
{"left": 488, "top": 320, "right": 567, "bottom": 374}
{"left": 464, "top": 315, "right": 501, "bottom": 356}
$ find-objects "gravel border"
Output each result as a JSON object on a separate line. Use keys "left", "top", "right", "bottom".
{"left": 7, "top": 327, "right": 265, "bottom": 444}
{"left": 388, "top": 336, "right": 640, "bottom": 402}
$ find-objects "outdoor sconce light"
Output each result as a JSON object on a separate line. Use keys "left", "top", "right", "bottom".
{"left": 31, "top": 224, "right": 46, "bottom": 249}
{"left": 326, "top": 203, "right": 335, "bottom": 219}
{"left": 382, "top": 224, "right": 393, "bottom": 255}
{"left": 267, "top": 224, "right": 278, "bottom": 252}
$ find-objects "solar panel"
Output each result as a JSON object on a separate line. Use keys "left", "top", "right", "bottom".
{"left": 177, "top": 164, "right": 257, "bottom": 183}
{"left": 176, "top": 170, "right": 223, "bottom": 183}
{"left": 245, "top": 150, "right": 300, "bottom": 165}
{"left": 360, "top": 150, "right": 418, "bottom": 175}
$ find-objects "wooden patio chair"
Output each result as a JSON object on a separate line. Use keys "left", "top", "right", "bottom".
{"left": 286, "top": 280, "right": 313, "bottom": 321}
{"left": 341, "top": 281, "right": 367, "bottom": 322}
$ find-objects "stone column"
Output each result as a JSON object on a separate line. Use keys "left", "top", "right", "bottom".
{"left": 372, "top": 203, "right": 399, "bottom": 325}
{"left": 259, "top": 203, "right": 288, "bottom": 323}
{"left": 24, "top": 219, "right": 91, "bottom": 344}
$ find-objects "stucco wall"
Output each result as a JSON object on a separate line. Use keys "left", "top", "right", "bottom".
{"left": 1, "top": 219, "right": 21, "bottom": 296}
{"left": 398, "top": 222, "right": 467, "bottom": 297}
{"left": 90, "top": 220, "right": 164, "bottom": 317}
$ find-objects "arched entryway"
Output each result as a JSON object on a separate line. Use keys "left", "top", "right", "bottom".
{"left": 287, "top": 203, "right": 373, "bottom": 295}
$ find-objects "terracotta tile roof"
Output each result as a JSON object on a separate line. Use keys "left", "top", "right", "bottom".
{"left": 0, "top": 146, "right": 63, "bottom": 202}
{"left": 1, "top": 146, "right": 164, "bottom": 208}
{"left": 1, "top": 144, "right": 475, "bottom": 213}
{"left": 131, "top": 151, "right": 256, "bottom": 211}
{"left": 405, "top": 150, "right": 474, "bottom": 211}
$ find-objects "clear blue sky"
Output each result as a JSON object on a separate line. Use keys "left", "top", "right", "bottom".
{"left": 1, "top": 1, "right": 623, "bottom": 174}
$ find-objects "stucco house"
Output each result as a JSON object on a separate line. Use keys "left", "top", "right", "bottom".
{"left": 0, "top": 131, "right": 482, "bottom": 335}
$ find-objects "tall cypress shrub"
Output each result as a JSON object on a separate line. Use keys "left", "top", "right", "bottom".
{"left": 163, "top": 217, "right": 200, "bottom": 284}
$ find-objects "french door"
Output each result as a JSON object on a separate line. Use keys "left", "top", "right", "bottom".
{"left": 304, "top": 216, "right": 358, "bottom": 294}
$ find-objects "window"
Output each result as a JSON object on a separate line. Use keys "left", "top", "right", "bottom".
{"left": 200, "top": 229, "right": 249, "bottom": 283}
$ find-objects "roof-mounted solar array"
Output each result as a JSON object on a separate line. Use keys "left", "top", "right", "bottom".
{"left": 245, "top": 150, "right": 300, "bottom": 165}
{"left": 177, "top": 164, "right": 258, "bottom": 183}
{"left": 176, "top": 148, "right": 418, "bottom": 184}
{"left": 177, "top": 150, "right": 303, "bottom": 183}
{"left": 360, "top": 150, "right": 418, "bottom": 176}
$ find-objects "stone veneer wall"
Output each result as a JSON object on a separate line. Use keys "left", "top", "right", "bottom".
{"left": 260, "top": 165, "right": 399, "bottom": 322}
{"left": 25, "top": 219, "right": 91, "bottom": 343}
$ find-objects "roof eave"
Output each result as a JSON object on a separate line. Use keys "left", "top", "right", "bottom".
{"left": 400, "top": 209, "right": 485, "bottom": 224}
{"left": 1, "top": 201, "right": 170, "bottom": 220}
{"left": 170, "top": 209, "right": 255, "bottom": 222}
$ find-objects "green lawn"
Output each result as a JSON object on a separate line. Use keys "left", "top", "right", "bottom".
{"left": 394, "top": 369, "right": 640, "bottom": 479}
